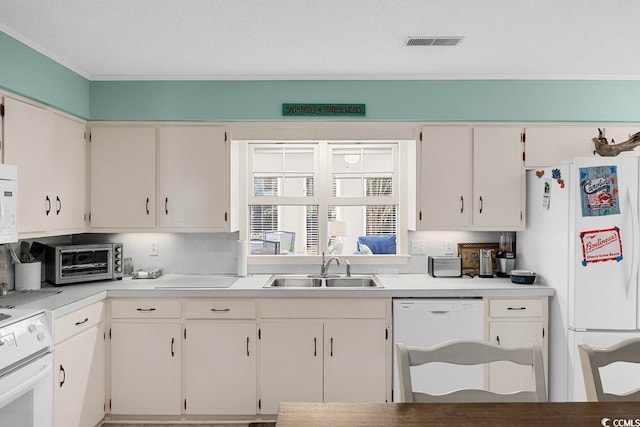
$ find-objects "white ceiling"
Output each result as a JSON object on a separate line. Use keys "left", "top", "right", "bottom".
{"left": 1, "top": 0, "right": 639, "bottom": 81}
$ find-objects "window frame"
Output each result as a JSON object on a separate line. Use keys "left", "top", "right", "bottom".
{"left": 233, "top": 125, "right": 416, "bottom": 264}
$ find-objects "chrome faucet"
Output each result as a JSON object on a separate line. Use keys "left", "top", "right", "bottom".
{"left": 345, "top": 260, "right": 351, "bottom": 277}
{"left": 320, "top": 252, "right": 341, "bottom": 277}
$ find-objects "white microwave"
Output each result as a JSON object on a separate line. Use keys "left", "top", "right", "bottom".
{"left": 0, "top": 165, "right": 18, "bottom": 244}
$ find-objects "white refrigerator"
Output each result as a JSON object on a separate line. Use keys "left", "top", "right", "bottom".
{"left": 518, "top": 156, "right": 640, "bottom": 401}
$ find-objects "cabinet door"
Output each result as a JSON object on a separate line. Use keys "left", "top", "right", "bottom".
{"left": 258, "top": 321, "right": 323, "bottom": 414}
{"left": 90, "top": 127, "right": 156, "bottom": 228}
{"left": 323, "top": 320, "right": 388, "bottom": 402}
{"left": 525, "top": 127, "right": 595, "bottom": 168}
{"left": 158, "top": 126, "right": 227, "bottom": 229}
{"left": 488, "top": 320, "right": 545, "bottom": 394}
{"left": 110, "top": 322, "right": 181, "bottom": 415}
{"left": 418, "top": 126, "right": 472, "bottom": 229}
{"left": 3, "top": 97, "right": 54, "bottom": 233}
{"left": 50, "top": 113, "right": 87, "bottom": 231}
{"left": 54, "top": 324, "right": 105, "bottom": 427}
{"left": 184, "top": 322, "right": 256, "bottom": 415}
{"left": 473, "top": 127, "right": 524, "bottom": 229}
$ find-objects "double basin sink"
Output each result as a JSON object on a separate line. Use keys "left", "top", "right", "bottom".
{"left": 263, "top": 274, "right": 384, "bottom": 289}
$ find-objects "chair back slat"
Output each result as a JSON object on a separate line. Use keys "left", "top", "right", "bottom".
{"left": 578, "top": 338, "right": 640, "bottom": 402}
{"left": 412, "top": 389, "right": 538, "bottom": 403}
{"left": 396, "top": 340, "right": 547, "bottom": 403}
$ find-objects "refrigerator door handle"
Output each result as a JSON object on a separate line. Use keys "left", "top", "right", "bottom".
{"left": 627, "top": 187, "right": 639, "bottom": 300}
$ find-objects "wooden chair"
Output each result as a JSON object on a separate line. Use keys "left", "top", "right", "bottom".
{"left": 578, "top": 338, "right": 640, "bottom": 401}
{"left": 395, "top": 340, "right": 547, "bottom": 402}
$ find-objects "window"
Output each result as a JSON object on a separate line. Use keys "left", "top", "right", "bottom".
{"left": 247, "top": 141, "right": 402, "bottom": 256}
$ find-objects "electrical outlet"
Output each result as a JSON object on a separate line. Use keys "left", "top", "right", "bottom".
{"left": 150, "top": 240, "right": 159, "bottom": 256}
{"left": 411, "top": 240, "right": 426, "bottom": 255}
{"left": 444, "top": 240, "right": 454, "bottom": 256}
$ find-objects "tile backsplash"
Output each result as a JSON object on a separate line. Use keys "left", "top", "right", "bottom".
{"left": 68, "top": 230, "right": 506, "bottom": 275}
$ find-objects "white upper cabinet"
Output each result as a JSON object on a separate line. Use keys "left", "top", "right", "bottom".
{"left": 3, "top": 97, "right": 87, "bottom": 235}
{"left": 89, "top": 124, "right": 232, "bottom": 231}
{"left": 51, "top": 113, "right": 88, "bottom": 232}
{"left": 158, "top": 126, "right": 228, "bottom": 230}
{"left": 90, "top": 126, "right": 157, "bottom": 228}
{"left": 417, "top": 126, "right": 472, "bottom": 229}
{"left": 524, "top": 126, "right": 596, "bottom": 168}
{"left": 472, "top": 127, "right": 525, "bottom": 229}
{"left": 418, "top": 126, "right": 524, "bottom": 230}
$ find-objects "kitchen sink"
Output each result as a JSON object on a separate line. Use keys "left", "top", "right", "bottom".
{"left": 263, "top": 274, "right": 383, "bottom": 289}
{"left": 325, "top": 277, "right": 381, "bottom": 287}
{"left": 268, "top": 276, "right": 323, "bottom": 288}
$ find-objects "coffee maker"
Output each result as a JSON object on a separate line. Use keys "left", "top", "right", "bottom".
{"left": 496, "top": 233, "right": 516, "bottom": 277}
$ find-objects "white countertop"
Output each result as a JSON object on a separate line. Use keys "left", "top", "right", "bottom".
{"left": 6, "top": 273, "right": 554, "bottom": 318}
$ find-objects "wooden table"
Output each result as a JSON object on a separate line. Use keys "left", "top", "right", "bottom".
{"left": 276, "top": 401, "right": 640, "bottom": 427}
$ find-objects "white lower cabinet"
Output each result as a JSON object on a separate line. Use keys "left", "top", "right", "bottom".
{"left": 323, "top": 319, "right": 388, "bottom": 402}
{"left": 53, "top": 302, "right": 105, "bottom": 427}
{"left": 258, "top": 321, "right": 324, "bottom": 414}
{"left": 183, "top": 299, "right": 257, "bottom": 415}
{"left": 486, "top": 297, "right": 548, "bottom": 395}
{"left": 184, "top": 322, "right": 256, "bottom": 414}
{"left": 93, "top": 295, "right": 548, "bottom": 421}
{"left": 257, "top": 299, "right": 391, "bottom": 415}
{"left": 109, "top": 299, "right": 182, "bottom": 416}
{"left": 110, "top": 322, "right": 182, "bottom": 415}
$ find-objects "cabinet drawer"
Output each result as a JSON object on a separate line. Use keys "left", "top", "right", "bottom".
{"left": 260, "top": 298, "right": 388, "bottom": 319}
{"left": 54, "top": 301, "right": 104, "bottom": 344}
{"left": 111, "top": 299, "right": 181, "bottom": 319}
{"left": 489, "top": 299, "right": 544, "bottom": 318}
{"left": 184, "top": 299, "right": 256, "bottom": 319}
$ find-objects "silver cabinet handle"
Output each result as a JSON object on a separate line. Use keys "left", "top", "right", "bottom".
{"left": 246, "top": 337, "right": 250, "bottom": 357}
{"left": 330, "top": 337, "right": 334, "bottom": 357}
{"left": 146, "top": 197, "right": 150, "bottom": 215}
{"left": 165, "top": 197, "right": 168, "bottom": 215}
{"left": 314, "top": 337, "right": 317, "bottom": 356}
{"left": 479, "top": 196, "right": 484, "bottom": 214}
{"left": 46, "top": 196, "right": 51, "bottom": 215}
{"left": 56, "top": 196, "right": 61, "bottom": 215}
{"left": 136, "top": 308, "right": 156, "bottom": 312}
{"left": 171, "top": 337, "right": 175, "bottom": 357}
{"left": 460, "top": 196, "right": 464, "bottom": 213}
{"left": 507, "top": 307, "right": 527, "bottom": 311}
{"left": 210, "top": 308, "right": 231, "bottom": 312}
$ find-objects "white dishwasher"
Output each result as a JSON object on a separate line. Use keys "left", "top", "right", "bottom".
{"left": 392, "top": 298, "right": 485, "bottom": 401}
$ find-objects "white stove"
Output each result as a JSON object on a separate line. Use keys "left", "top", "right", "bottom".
{"left": 0, "top": 309, "right": 51, "bottom": 370}
{"left": 0, "top": 308, "right": 53, "bottom": 427}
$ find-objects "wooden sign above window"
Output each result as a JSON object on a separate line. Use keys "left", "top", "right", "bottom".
{"left": 282, "top": 103, "right": 366, "bottom": 117}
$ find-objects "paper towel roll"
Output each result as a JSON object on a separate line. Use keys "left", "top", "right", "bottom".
{"left": 237, "top": 240, "right": 248, "bottom": 277}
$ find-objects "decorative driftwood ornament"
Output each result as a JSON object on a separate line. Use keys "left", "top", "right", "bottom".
{"left": 593, "top": 128, "right": 640, "bottom": 156}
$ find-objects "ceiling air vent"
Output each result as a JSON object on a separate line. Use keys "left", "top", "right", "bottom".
{"left": 405, "top": 36, "right": 463, "bottom": 47}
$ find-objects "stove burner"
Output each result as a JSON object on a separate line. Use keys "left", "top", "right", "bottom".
{"left": 0, "top": 313, "right": 10, "bottom": 322}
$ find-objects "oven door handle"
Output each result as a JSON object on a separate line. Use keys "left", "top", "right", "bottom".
{"left": 0, "top": 359, "right": 52, "bottom": 407}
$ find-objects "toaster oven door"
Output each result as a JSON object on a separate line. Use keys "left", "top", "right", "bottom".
{"left": 57, "top": 248, "right": 113, "bottom": 283}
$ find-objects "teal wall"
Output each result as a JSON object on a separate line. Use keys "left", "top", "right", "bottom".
{"left": 0, "top": 32, "right": 90, "bottom": 118}
{"left": 3, "top": 31, "right": 640, "bottom": 123}
{"left": 90, "top": 79, "right": 640, "bottom": 122}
